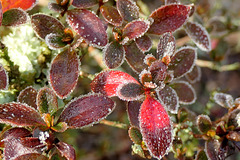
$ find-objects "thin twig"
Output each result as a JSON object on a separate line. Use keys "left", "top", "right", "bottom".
{"left": 100, "top": 119, "right": 128, "bottom": 129}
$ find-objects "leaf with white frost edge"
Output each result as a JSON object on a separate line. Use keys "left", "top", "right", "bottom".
{"left": 17, "top": 86, "right": 37, "bottom": 110}
{"left": 213, "top": 92, "right": 234, "bottom": 108}
{"left": 0, "top": 63, "right": 9, "bottom": 90}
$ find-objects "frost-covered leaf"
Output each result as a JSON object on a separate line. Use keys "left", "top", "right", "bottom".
{"left": 17, "top": 86, "right": 37, "bottom": 109}
{"left": 56, "top": 142, "right": 76, "bottom": 160}
{"left": 139, "top": 95, "right": 173, "bottom": 160}
{"left": 227, "top": 109, "right": 240, "bottom": 128}
{"left": 100, "top": 5, "right": 123, "bottom": 26}
{"left": 196, "top": 115, "right": 212, "bottom": 134}
{"left": 205, "top": 140, "right": 221, "bottom": 160}
{"left": 157, "top": 32, "right": 176, "bottom": 60}
{"left": 48, "top": 2, "right": 65, "bottom": 13}
{"left": 2, "top": 8, "right": 28, "bottom": 27}
{"left": 226, "top": 131, "right": 240, "bottom": 142}
{"left": 139, "top": 69, "right": 156, "bottom": 88}
{"left": 128, "top": 126, "right": 142, "bottom": 145}
{"left": 1, "top": 128, "right": 31, "bottom": 141}
{"left": 1, "top": 0, "right": 37, "bottom": 13}
{"left": 0, "top": 103, "right": 46, "bottom": 127}
{"left": 213, "top": 92, "right": 234, "bottom": 108}
{"left": 171, "top": 81, "right": 196, "bottom": 104}
{"left": 72, "top": 0, "right": 98, "bottom": 9}
{"left": 122, "top": 20, "right": 150, "bottom": 44}
{"left": 117, "top": 0, "right": 139, "bottom": 22}
{"left": 67, "top": 9, "right": 108, "bottom": 48}
{"left": 168, "top": 47, "right": 197, "bottom": 78}
{"left": 45, "top": 33, "right": 67, "bottom": 50}
{"left": 31, "top": 14, "right": 65, "bottom": 40}
{"left": 144, "top": 54, "right": 157, "bottom": 66}
{"left": 0, "top": 64, "right": 8, "bottom": 90}
{"left": 195, "top": 149, "right": 208, "bottom": 160}
{"left": 186, "top": 65, "right": 201, "bottom": 83}
{"left": 127, "top": 101, "right": 141, "bottom": 127}
{"left": 37, "top": 87, "right": 58, "bottom": 115}
{"left": 58, "top": 94, "right": 115, "bottom": 128}
{"left": 185, "top": 21, "right": 211, "bottom": 52}
{"left": 103, "top": 41, "right": 125, "bottom": 69}
{"left": 124, "top": 42, "right": 148, "bottom": 73}
{"left": 149, "top": 60, "right": 168, "bottom": 84}
{"left": 14, "top": 153, "right": 48, "bottom": 160}
{"left": 0, "top": 3, "right": 2, "bottom": 26}
{"left": 135, "top": 35, "right": 152, "bottom": 53}
{"left": 148, "top": 4, "right": 191, "bottom": 35}
{"left": 165, "top": 0, "right": 179, "bottom": 4}
{"left": 49, "top": 50, "right": 80, "bottom": 99}
{"left": 156, "top": 85, "right": 179, "bottom": 114}
{"left": 117, "top": 82, "right": 144, "bottom": 101}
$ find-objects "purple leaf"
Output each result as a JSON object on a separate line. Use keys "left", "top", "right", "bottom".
{"left": 48, "top": 2, "right": 65, "bottom": 13}
{"left": 0, "top": 2, "right": 2, "bottom": 26}
{"left": 148, "top": 4, "right": 192, "bottom": 35}
{"left": 149, "top": 60, "right": 168, "bottom": 84}
{"left": 213, "top": 92, "right": 234, "bottom": 108}
{"left": 165, "top": 0, "right": 179, "bottom": 4}
{"left": 17, "top": 86, "right": 37, "bottom": 110}
{"left": 100, "top": 5, "right": 123, "bottom": 26}
{"left": 103, "top": 41, "right": 125, "bottom": 69}
{"left": 0, "top": 103, "right": 46, "bottom": 127}
{"left": 117, "top": 0, "right": 139, "bottom": 22}
{"left": 127, "top": 101, "right": 141, "bottom": 127}
{"left": 55, "top": 142, "right": 76, "bottom": 160}
{"left": 72, "top": 0, "right": 98, "bottom": 9}
{"left": 156, "top": 85, "right": 179, "bottom": 114}
{"left": 117, "top": 82, "right": 144, "bottom": 101}
{"left": 168, "top": 47, "right": 197, "bottom": 78}
{"left": 196, "top": 115, "right": 212, "bottom": 134}
{"left": 228, "top": 109, "right": 240, "bottom": 128}
{"left": 171, "top": 81, "right": 196, "bottom": 104}
{"left": 45, "top": 33, "right": 67, "bottom": 50}
{"left": 2, "top": 8, "right": 28, "bottom": 27}
{"left": 186, "top": 65, "right": 201, "bottom": 83}
{"left": 205, "top": 140, "right": 221, "bottom": 160}
{"left": 67, "top": 9, "right": 108, "bottom": 48}
{"left": 0, "top": 64, "right": 8, "bottom": 90}
{"left": 139, "top": 95, "right": 173, "bottom": 159}
{"left": 14, "top": 153, "right": 48, "bottom": 160}
{"left": 1, "top": 128, "right": 31, "bottom": 141}
{"left": 128, "top": 126, "right": 142, "bottom": 145}
{"left": 49, "top": 50, "right": 80, "bottom": 99}
{"left": 135, "top": 35, "right": 152, "bottom": 53}
{"left": 185, "top": 21, "right": 211, "bottom": 52}
{"left": 58, "top": 94, "right": 115, "bottom": 129}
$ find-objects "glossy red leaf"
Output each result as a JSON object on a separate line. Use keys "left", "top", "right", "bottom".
{"left": 59, "top": 94, "right": 115, "bottom": 128}
{"left": 117, "top": 0, "right": 139, "bottom": 22}
{"left": 0, "top": 63, "right": 8, "bottom": 90}
{"left": 170, "top": 81, "right": 196, "bottom": 105}
{"left": 48, "top": 2, "right": 65, "bottom": 13}
{"left": 122, "top": 20, "right": 150, "bottom": 44}
{"left": 139, "top": 95, "right": 173, "bottom": 159}
{"left": 157, "top": 32, "right": 176, "bottom": 60}
{"left": 0, "top": 102, "right": 46, "bottom": 127}
{"left": 45, "top": 33, "right": 67, "bottom": 50}
{"left": 56, "top": 142, "right": 76, "bottom": 160}
{"left": 168, "top": 47, "right": 197, "bottom": 78}
{"left": 185, "top": 21, "right": 211, "bottom": 52}
{"left": 67, "top": 9, "right": 108, "bottom": 48}
{"left": 128, "top": 126, "right": 142, "bottom": 145}
{"left": 117, "top": 82, "right": 144, "bottom": 101}
{"left": 49, "top": 50, "right": 80, "bottom": 99}
{"left": 124, "top": 42, "right": 148, "bottom": 73}
{"left": 2, "top": 8, "right": 28, "bottom": 27}
{"left": 127, "top": 101, "right": 141, "bottom": 127}
{"left": 1, "top": 0, "right": 37, "bottom": 13}
{"left": 135, "top": 35, "right": 152, "bottom": 53}
{"left": 213, "top": 92, "right": 234, "bottom": 108}
{"left": 186, "top": 65, "right": 201, "bottom": 83}
{"left": 196, "top": 115, "right": 212, "bottom": 134}
{"left": 14, "top": 153, "right": 48, "bottom": 160}
{"left": 72, "top": 0, "right": 98, "bottom": 9}
{"left": 31, "top": 13, "right": 65, "bottom": 40}
{"left": 149, "top": 60, "right": 168, "bottom": 84}
{"left": 17, "top": 86, "right": 37, "bottom": 110}
{"left": 103, "top": 41, "right": 125, "bottom": 69}
{"left": 100, "top": 5, "right": 123, "bottom": 26}
{"left": 91, "top": 70, "right": 139, "bottom": 97}
{"left": 148, "top": 4, "right": 192, "bottom": 35}
{"left": 156, "top": 85, "right": 179, "bottom": 114}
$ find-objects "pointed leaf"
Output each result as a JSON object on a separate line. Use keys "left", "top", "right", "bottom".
{"left": 168, "top": 47, "right": 197, "bottom": 78}
{"left": 0, "top": 102, "right": 46, "bottom": 127}
{"left": 103, "top": 41, "right": 125, "bottom": 69}
{"left": 48, "top": 2, "right": 65, "bottom": 13}
{"left": 128, "top": 126, "right": 142, "bottom": 145}
{"left": 67, "top": 9, "right": 108, "bottom": 48}
{"left": 139, "top": 95, "right": 173, "bottom": 160}
{"left": 72, "top": 0, "right": 98, "bottom": 9}
{"left": 31, "top": 13, "right": 65, "bottom": 40}
{"left": 1, "top": 0, "right": 37, "bottom": 13}
{"left": 14, "top": 153, "right": 48, "bottom": 160}
{"left": 196, "top": 115, "right": 212, "bottom": 134}
{"left": 148, "top": 4, "right": 192, "bottom": 35}
{"left": 91, "top": 70, "right": 139, "bottom": 97}
{"left": 124, "top": 42, "right": 148, "bottom": 73}
{"left": 156, "top": 85, "right": 179, "bottom": 114}
{"left": 0, "top": 63, "right": 8, "bottom": 90}
{"left": 135, "top": 35, "right": 152, "bottom": 53}
{"left": 58, "top": 94, "right": 115, "bottom": 128}
{"left": 157, "top": 32, "right": 176, "bottom": 60}
{"left": 37, "top": 87, "right": 58, "bottom": 115}
{"left": 186, "top": 65, "right": 201, "bottom": 83}
{"left": 2, "top": 8, "right": 28, "bottom": 27}
{"left": 117, "top": 82, "right": 144, "bottom": 101}
{"left": 49, "top": 50, "right": 80, "bottom": 99}
{"left": 117, "top": 0, "right": 139, "bottom": 22}
{"left": 122, "top": 20, "right": 150, "bottom": 44}
{"left": 56, "top": 142, "right": 76, "bottom": 160}
{"left": 213, "top": 92, "right": 234, "bottom": 108}
{"left": 185, "top": 21, "right": 211, "bottom": 52}
{"left": 100, "top": 5, "right": 123, "bottom": 26}
{"left": 149, "top": 60, "right": 168, "bottom": 85}
{"left": 17, "top": 86, "right": 37, "bottom": 109}
{"left": 195, "top": 149, "right": 208, "bottom": 160}
{"left": 45, "top": 33, "right": 67, "bottom": 50}
{"left": 171, "top": 81, "right": 196, "bottom": 104}
{"left": 127, "top": 101, "right": 141, "bottom": 127}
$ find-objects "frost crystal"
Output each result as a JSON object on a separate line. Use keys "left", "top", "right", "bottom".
{"left": 39, "top": 131, "right": 50, "bottom": 144}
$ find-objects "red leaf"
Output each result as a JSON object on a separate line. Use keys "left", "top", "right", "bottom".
{"left": 58, "top": 93, "right": 115, "bottom": 128}
{"left": 72, "top": 0, "right": 98, "bottom": 9}
{"left": 55, "top": 142, "right": 76, "bottom": 160}
{"left": 117, "top": 0, "right": 139, "bottom": 22}
{"left": 0, "top": 102, "right": 46, "bottom": 127}
{"left": 100, "top": 5, "right": 123, "bottom": 26}
{"left": 1, "top": 0, "right": 37, "bottom": 13}
{"left": 185, "top": 21, "right": 211, "bottom": 52}
{"left": 49, "top": 50, "right": 80, "bottom": 99}
{"left": 1, "top": 128, "right": 31, "bottom": 141}
{"left": 14, "top": 153, "right": 48, "bottom": 160}
{"left": 2, "top": 8, "right": 28, "bottom": 27}
{"left": 186, "top": 65, "right": 201, "bottom": 83}
{"left": 91, "top": 70, "right": 139, "bottom": 97}
{"left": 17, "top": 86, "right": 37, "bottom": 110}
{"left": 127, "top": 101, "right": 142, "bottom": 127}
{"left": 135, "top": 35, "right": 152, "bottom": 53}
{"left": 0, "top": 63, "right": 8, "bottom": 90}
{"left": 148, "top": 4, "right": 192, "bottom": 35}
{"left": 139, "top": 95, "right": 173, "bottom": 159}
{"left": 67, "top": 9, "right": 108, "bottom": 48}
